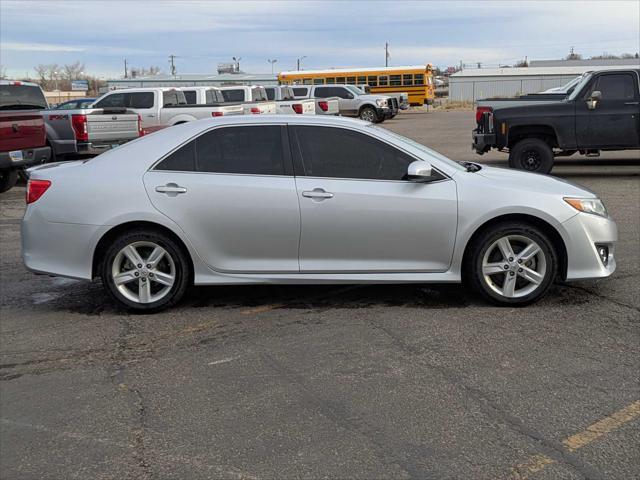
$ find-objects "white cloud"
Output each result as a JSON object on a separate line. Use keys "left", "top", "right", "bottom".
{"left": 2, "top": 42, "right": 85, "bottom": 52}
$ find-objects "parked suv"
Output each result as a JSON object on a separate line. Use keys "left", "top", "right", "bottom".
{"left": 0, "top": 81, "right": 51, "bottom": 193}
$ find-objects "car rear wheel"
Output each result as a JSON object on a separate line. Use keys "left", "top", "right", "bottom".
{"left": 101, "top": 230, "right": 190, "bottom": 312}
{"left": 0, "top": 170, "right": 18, "bottom": 194}
{"left": 467, "top": 223, "right": 557, "bottom": 305}
{"left": 509, "top": 138, "right": 554, "bottom": 174}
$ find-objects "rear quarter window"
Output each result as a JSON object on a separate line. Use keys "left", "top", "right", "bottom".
{"left": 221, "top": 89, "right": 245, "bottom": 102}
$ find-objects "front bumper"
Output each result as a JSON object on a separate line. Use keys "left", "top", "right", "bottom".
{"left": 0, "top": 146, "right": 50, "bottom": 169}
{"left": 562, "top": 212, "right": 617, "bottom": 281}
{"left": 472, "top": 129, "right": 495, "bottom": 154}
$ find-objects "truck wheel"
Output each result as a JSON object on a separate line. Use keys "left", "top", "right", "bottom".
{"left": 509, "top": 139, "right": 554, "bottom": 174}
{"left": 359, "top": 107, "right": 379, "bottom": 123}
{"left": 0, "top": 170, "right": 18, "bottom": 194}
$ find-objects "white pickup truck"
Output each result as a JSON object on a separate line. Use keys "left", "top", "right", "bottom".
{"left": 217, "top": 86, "right": 277, "bottom": 115}
{"left": 290, "top": 86, "right": 340, "bottom": 115}
{"left": 263, "top": 86, "right": 315, "bottom": 115}
{"left": 92, "top": 88, "right": 241, "bottom": 130}
{"left": 178, "top": 87, "right": 244, "bottom": 116}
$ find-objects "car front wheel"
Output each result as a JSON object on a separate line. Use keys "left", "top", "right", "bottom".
{"left": 101, "top": 229, "right": 190, "bottom": 312}
{"left": 467, "top": 223, "right": 557, "bottom": 305}
{"left": 359, "top": 106, "right": 379, "bottom": 123}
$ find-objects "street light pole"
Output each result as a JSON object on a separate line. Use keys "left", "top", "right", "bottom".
{"left": 267, "top": 59, "right": 278, "bottom": 75}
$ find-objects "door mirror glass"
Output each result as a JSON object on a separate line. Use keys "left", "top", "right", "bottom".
{"left": 587, "top": 90, "right": 602, "bottom": 110}
{"left": 407, "top": 161, "right": 433, "bottom": 182}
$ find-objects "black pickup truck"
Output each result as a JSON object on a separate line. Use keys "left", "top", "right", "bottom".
{"left": 473, "top": 68, "right": 640, "bottom": 173}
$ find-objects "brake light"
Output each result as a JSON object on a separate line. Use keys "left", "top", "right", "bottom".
{"left": 250, "top": 107, "right": 261, "bottom": 114}
{"left": 212, "top": 111, "right": 224, "bottom": 117}
{"left": 318, "top": 101, "right": 328, "bottom": 112}
{"left": 292, "top": 104, "right": 303, "bottom": 114}
{"left": 137, "top": 114, "right": 144, "bottom": 137}
{"left": 26, "top": 179, "right": 51, "bottom": 204}
{"left": 475, "top": 106, "right": 493, "bottom": 124}
{"left": 71, "top": 114, "right": 88, "bottom": 142}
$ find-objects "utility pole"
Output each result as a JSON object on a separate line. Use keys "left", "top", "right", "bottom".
{"left": 385, "top": 42, "right": 390, "bottom": 67}
{"left": 267, "top": 59, "right": 278, "bottom": 75}
{"left": 124, "top": 59, "right": 128, "bottom": 79}
{"left": 296, "top": 56, "right": 307, "bottom": 71}
{"left": 169, "top": 54, "right": 177, "bottom": 76}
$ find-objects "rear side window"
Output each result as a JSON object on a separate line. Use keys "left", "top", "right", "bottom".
{"left": 162, "top": 91, "right": 183, "bottom": 107}
{"left": 314, "top": 86, "right": 345, "bottom": 98}
{"left": 293, "top": 87, "right": 309, "bottom": 96}
{"left": 592, "top": 73, "right": 638, "bottom": 100}
{"left": 155, "top": 140, "right": 196, "bottom": 171}
{"left": 221, "top": 89, "right": 245, "bottom": 102}
{"left": 291, "top": 126, "right": 414, "bottom": 181}
{"left": 264, "top": 87, "right": 275, "bottom": 101}
{"left": 183, "top": 90, "right": 197, "bottom": 104}
{"left": 196, "top": 126, "right": 285, "bottom": 175}
{"left": 129, "top": 92, "right": 154, "bottom": 108}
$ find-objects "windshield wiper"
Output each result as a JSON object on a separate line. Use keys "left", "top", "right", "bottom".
{"left": 459, "top": 161, "right": 482, "bottom": 172}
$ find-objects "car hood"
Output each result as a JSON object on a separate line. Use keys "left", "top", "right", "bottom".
{"left": 475, "top": 165, "right": 597, "bottom": 198}
{"left": 359, "top": 94, "right": 390, "bottom": 102}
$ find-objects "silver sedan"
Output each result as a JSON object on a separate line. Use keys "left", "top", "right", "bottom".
{"left": 22, "top": 116, "right": 617, "bottom": 311}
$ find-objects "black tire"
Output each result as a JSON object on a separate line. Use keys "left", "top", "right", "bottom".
{"left": 0, "top": 170, "right": 18, "bottom": 194}
{"left": 465, "top": 222, "right": 558, "bottom": 306}
{"left": 508, "top": 138, "right": 554, "bottom": 174}
{"left": 359, "top": 106, "right": 381, "bottom": 123}
{"left": 100, "top": 229, "right": 191, "bottom": 312}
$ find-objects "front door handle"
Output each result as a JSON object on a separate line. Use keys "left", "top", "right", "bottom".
{"left": 302, "top": 188, "right": 333, "bottom": 200}
{"left": 624, "top": 101, "right": 640, "bottom": 105}
{"left": 155, "top": 183, "right": 187, "bottom": 195}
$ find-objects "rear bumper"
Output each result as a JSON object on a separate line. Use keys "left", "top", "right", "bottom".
{"left": 472, "top": 129, "right": 495, "bottom": 154}
{"left": 76, "top": 139, "right": 134, "bottom": 156}
{"left": 0, "top": 146, "right": 50, "bottom": 170}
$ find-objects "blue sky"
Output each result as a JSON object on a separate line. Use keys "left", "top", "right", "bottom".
{"left": 1, "top": 0, "right": 639, "bottom": 78}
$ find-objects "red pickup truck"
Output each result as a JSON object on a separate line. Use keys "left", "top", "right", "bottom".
{"left": 0, "top": 81, "right": 51, "bottom": 193}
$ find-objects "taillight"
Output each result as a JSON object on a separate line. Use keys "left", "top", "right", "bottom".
{"left": 250, "top": 107, "right": 261, "bottom": 114}
{"left": 292, "top": 104, "right": 303, "bottom": 114}
{"left": 475, "top": 106, "right": 493, "bottom": 124}
{"left": 71, "top": 114, "right": 88, "bottom": 142}
{"left": 212, "top": 111, "right": 224, "bottom": 117}
{"left": 26, "top": 179, "right": 51, "bottom": 204}
{"left": 318, "top": 101, "right": 328, "bottom": 112}
{"left": 137, "top": 114, "right": 144, "bottom": 137}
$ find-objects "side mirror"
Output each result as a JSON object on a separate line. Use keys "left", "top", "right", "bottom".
{"left": 346, "top": 93, "right": 354, "bottom": 99}
{"left": 587, "top": 90, "right": 602, "bottom": 110}
{"left": 407, "top": 161, "right": 433, "bottom": 182}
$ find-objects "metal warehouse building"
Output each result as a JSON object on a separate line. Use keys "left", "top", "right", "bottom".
{"left": 449, "top": 63, "right": 640, "bottom": 102}
{"left": 105, "top": 73, "right": 278, "bottom": 91}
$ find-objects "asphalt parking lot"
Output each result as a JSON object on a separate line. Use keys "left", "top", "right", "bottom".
{"left": 1, "top": 110, "right": 639, "bottom": 479}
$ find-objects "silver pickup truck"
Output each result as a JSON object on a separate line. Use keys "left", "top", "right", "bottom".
{"left": 289, "top": 86, "right": 340, "bottom": 115}
{"left": 44, "top": 106, "right": 140, "bottom": 160}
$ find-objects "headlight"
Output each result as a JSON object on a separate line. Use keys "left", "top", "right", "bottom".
{"left": 375, "top": 99, "right": 387, "bottom": 107}
{"left": 564, "top": 197, "right": 608, "bottom": 217}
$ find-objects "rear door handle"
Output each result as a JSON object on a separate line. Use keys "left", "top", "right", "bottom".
{"left": 155, "top": 183, "right": 187, "bottom": 195}
{"left": 624, "top": 102, "right": 640, "bottom": 105}
{"left": 302, "top": 188, "right": 333, "bottom": 199}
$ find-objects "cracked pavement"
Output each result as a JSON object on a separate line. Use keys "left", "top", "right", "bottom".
{"left": 1, "top": 111, "right": 639, "bottom": 479}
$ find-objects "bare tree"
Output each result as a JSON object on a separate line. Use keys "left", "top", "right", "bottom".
{"left": 63, "top": 61, "right": 85, "bottom": 81}
{"left": 130, "top": 65, "right": 161, "bottom": 78}
{"left": 34, "top": 64, "right": 60, "bottom": 90}
{"left": 0, "top": 65, "right": 7, "bottom": 80}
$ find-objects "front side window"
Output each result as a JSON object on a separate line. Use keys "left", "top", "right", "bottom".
{"left": 94, "top": 92, "right": 127, "bottom": 108}
{"left": 292, "top": 126, "right": 414, "bottom": 181}
{"left": 196, "top": 126, "right": 285, "bottom": 175}
{"left": 592, "top": 73, "right": 638, "bottom": 100}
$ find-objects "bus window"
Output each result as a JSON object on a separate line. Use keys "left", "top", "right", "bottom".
{"left": 414, "top": 74, "right": 424, "bottom": 85}
{"left": 357, "top": 76, "right": 366, "bottom": 84}
{"left": 313, "top": 78, "right": 325, "bottom": 85}
{"left": 303, "top": 78, "right": 312, "bottom": 85}
{"left": 367, "top": 76, "right": 378, "bottom": 87}
{"left": 427, "top": 76, "right": 433, "bottom": 85}
{"left": 336, "top": 77, "right": 346, "bottom": 84}
{"left": 379, "top": 75, "right": 389, "bottom": 86}
{"left": 390, "top": 75, "right": 401, "bottom": 86}
{"left": 326, "top": 77, "right": 335, "bottom": 84}
{"left": 403, "top": 74, "right": 413, "bottom": 86}
{"left": 347, "top": 76, "right": 356, "bottom": 84}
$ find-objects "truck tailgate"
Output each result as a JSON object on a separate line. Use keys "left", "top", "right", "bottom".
{"left": 221, "top": 104, "right": 244, "bottom": 116}
{"left": 0, "top": 111, "right": 46, "bottom": 152}
{"left": 86, "top": 114, "right": 139, "bottom": 142}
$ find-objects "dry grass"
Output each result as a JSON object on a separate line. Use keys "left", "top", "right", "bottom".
{"left": 431, "top": 100, "right": 475, "bottom": 111}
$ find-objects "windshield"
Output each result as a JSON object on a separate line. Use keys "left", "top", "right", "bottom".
{"left": 371, "top": 126, "right": 467, "bottom": 171}
{"left": 345, "top": 85, "right": 363, "bottom": 96}
{"left": 0, "top": 85, "right": 48, "bottom": 109}
{"left": 567, "top": 73, "right": 593, "bottom": 100}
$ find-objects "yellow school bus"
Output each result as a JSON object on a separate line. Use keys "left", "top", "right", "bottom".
{"left": 278, "top": 65, "right": 435, "bottom": 105}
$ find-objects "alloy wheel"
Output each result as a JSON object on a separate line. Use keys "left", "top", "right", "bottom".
{"left": 111, "top": 241, "right": 175, "bottom": 304}
{"left": 521, "top": 149, "right": 542, "bottom": 171}
{"left": 481, "top": 234, "right": 547, "bottom": 298}
{"left": 360, "top": 109, "right": 375, "bottom": 122}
